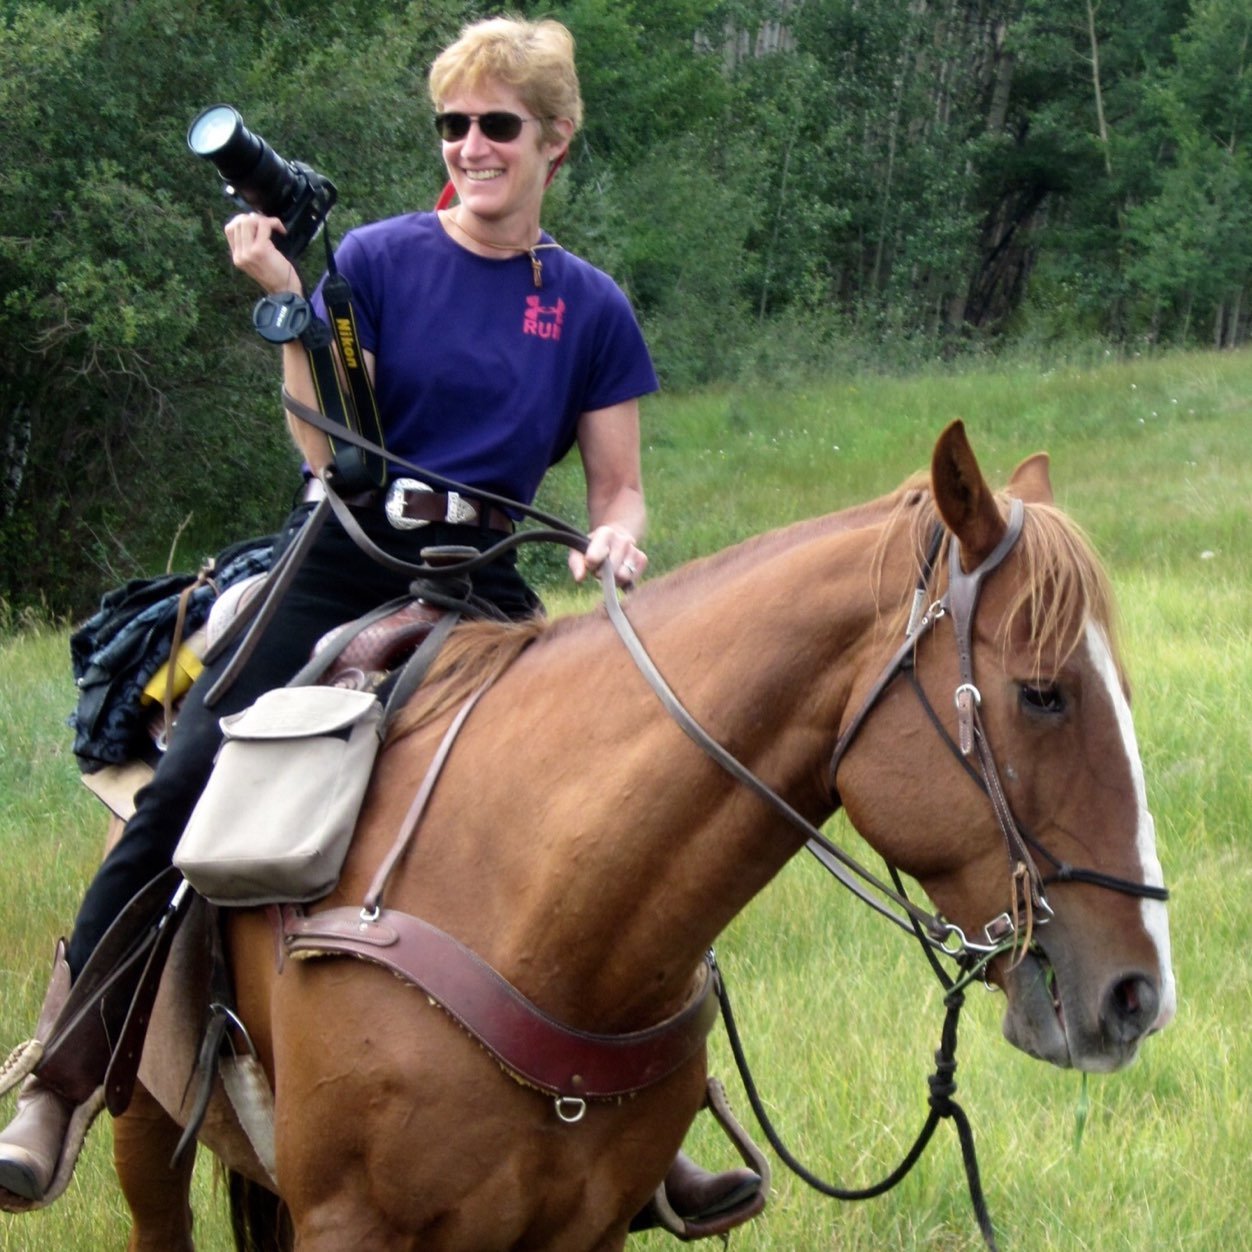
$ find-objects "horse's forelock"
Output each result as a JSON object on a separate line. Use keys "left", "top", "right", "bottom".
{"left": 894, "top": 490, "right": 1122, "bottom": 682}
{"left": 1007, "top": 500, "right": 1122, "bottom": 681}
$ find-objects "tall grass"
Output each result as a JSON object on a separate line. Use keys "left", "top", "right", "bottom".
{"left": 2, "top": 348, "right": 1249, "bottom": 1250}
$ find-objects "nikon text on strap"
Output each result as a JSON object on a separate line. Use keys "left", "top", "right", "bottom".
{"left": 319, "top": 257, "right": 388, "bottom": 490}
{"left": 252, "top": 230, "right": 388, "bottom": 493}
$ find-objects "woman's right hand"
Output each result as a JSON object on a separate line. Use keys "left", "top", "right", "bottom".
{"left": 223, "top": 213, "right": 300, "bottom": 294}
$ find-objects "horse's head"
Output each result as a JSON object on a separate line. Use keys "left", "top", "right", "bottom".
{"left": 835, "top": 422, "right": 1175, "bottom": 1072}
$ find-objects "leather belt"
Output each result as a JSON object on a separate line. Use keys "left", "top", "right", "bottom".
{"left": 301, "top": 476, "right": 514, "bottom": 533}
{"left": 384, "top": 478, "right": 515, "bottom": 533}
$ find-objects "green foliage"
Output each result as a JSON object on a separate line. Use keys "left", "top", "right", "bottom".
{"left": 0, "top": 0, "right": 1249, "bottom": 616}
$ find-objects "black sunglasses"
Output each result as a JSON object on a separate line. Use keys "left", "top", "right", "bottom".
{"left": 434, "top": 112, "right": 546, "bottom": 143}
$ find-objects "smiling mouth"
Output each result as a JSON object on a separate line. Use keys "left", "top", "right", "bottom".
{"left": 464, "top": 169, "right": 503, "bottom": 182}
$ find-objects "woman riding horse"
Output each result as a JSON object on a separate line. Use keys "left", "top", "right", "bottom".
{"left": 0, "top": 15, "right": 756, "bottom": 1228}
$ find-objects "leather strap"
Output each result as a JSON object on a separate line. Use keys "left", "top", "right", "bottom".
{"left": 281, "top": 905, "right": 717, "bottom": 1099}
{"left": 37, "top": 867, "right": 185, "bottom": 1106}
{"left": 362, "top": 681, "right": 485, "bottom": 913}
{"left": 104, "top": 880, "right": 193, "bottom": 1115}
{"left": 201, "top": 493, "right": 332, "bottom": 707}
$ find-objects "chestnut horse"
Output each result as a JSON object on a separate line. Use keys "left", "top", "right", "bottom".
{"left": 109, "top": 422, "right": 1173, "bottom": 1250}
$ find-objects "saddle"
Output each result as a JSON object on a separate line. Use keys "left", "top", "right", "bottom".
{"left": 80, "top": 593, "right": 447, "bottom": 823}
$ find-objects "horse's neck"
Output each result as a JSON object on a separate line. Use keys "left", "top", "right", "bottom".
{"left": 383, "top": 497, "right": 918, "bottom": 1031}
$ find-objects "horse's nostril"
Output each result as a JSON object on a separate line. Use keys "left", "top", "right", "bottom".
{"left": 1104, "top": 974, "right": 1159, "bottom": 1043}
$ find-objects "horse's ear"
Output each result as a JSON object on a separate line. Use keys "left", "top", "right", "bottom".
{"left": 931, "top": 420, "right": 1005, "bottom": 566}
{"left": 1007, "top": 452, "right": 1054, "bottom": 504}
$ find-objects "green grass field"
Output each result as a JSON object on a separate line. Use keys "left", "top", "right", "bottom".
{"left": 1, "top": 347, "right": 1249, "bottom": 1249}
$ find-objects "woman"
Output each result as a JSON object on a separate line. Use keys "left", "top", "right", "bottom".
{"left": 0, "top": 16, "right": 757, "bottom": 1233}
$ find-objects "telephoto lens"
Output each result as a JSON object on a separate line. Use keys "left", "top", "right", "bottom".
{"left": 187, "top": 105, "right": 336, "bottom": 259}
{"left": 187, "top": 104, "right": 298, "bottom": 219}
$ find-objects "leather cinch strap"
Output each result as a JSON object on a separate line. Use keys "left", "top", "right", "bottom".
{"left": 280, "top": 905, "right": 718, "bottom": 1100}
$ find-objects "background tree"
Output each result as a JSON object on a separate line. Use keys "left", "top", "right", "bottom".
{"left": 0, "top": 0, "right": 1247, "bottom": 616}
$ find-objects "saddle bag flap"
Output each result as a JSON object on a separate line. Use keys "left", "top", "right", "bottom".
{"left": 174, "top": 686, "right": 383, "bottom": 907}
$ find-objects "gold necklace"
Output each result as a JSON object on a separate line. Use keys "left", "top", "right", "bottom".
{"left": 449, "top": 211, "right": 562, "bottom": 288}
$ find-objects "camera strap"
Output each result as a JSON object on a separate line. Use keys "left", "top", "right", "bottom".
{"left": 252, "top": 236, "right": 388, "bottom": 493}
{"left": 319, "top": 256, "right": 388, "bottom": 489}
{"left": 296, "top": 314, "right": 387, "bottom": 492}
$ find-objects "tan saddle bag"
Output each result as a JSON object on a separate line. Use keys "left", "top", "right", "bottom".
{"left": 174, "top": 685, "right": 383, "bottom": 906}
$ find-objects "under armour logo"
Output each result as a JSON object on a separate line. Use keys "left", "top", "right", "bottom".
{"left": 522, "top": 295, "right": 565, "bottom": 341}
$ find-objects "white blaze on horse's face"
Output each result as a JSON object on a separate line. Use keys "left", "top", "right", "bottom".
{"left": 1000, "top": 622, "right": 1176, "bottom": 1072}
{"left": 1088, "top": 623, "right": 1177, "bottom": 1031}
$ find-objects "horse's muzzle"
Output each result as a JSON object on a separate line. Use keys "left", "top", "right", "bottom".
{"left": 999, "top": 949, "right": 1168, "bottom": 1073}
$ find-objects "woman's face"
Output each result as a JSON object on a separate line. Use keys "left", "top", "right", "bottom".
{"left": 437, "top": 79, "right": 570, "bottom": 228}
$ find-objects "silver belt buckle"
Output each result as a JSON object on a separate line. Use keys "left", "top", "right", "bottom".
{"left": 384, "top": 477, "right": 431, "bottom": 530}
{"left": 444, "top": 491, "right": 478, "bottom": 525}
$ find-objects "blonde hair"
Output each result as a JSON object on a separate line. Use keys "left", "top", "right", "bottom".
{"left": 428, "top": 16, "right": 584, "bottom": 146}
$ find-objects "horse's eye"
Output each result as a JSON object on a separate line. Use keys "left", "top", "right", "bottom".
{"left": 1020, "top": 683, "right": 1066, "bottom": 716}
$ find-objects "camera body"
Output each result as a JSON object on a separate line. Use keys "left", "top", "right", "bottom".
{"left": 187, "top": 105, "right": 337, "bottom": 261}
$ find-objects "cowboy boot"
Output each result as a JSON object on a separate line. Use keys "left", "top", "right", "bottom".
{"left": 0, "top": 942, "right": 76, "bottom": 1204}
{"left": 630, "top": 1151, "right": 765, "bottom": 1240}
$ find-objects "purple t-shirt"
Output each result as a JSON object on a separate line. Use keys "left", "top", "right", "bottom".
{"left": 311, "top": 211, "right": 658, "bottom": 505}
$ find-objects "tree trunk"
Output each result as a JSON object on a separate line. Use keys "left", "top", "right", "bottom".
{"left": 1225, "top": 287, "right": 1244, "bottom": 348}
{"left": 986, "top": 18, "right": 1015, "bottom": 134}
{"left": 759, "top": 124, "right": 798, "bottom": 323}
{"left": 1086, "top": 0, "right": 1114, "bottom": 179}
{"left": 1, "top": 402, "right": 32, "bottom": 520}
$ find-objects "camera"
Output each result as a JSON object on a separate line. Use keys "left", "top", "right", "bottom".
{"left": 187, "top": 105, "right": 337, "bottom": 261}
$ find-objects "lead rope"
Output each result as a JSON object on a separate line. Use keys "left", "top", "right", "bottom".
{"left": 713, "top": 920, "right": 1002, "bottom": 1251}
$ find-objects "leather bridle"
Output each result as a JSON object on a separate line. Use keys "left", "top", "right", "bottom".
{"left": 603, "top": 494, "right": 1167, "bottom": 972}
{"left": 825, "top": 498, "right": 1050, "bottom": 953}
{"left": 826, "top": 497, "right": 1167, "bottom": 945}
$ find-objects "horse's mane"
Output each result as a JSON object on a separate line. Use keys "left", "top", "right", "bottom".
{"left": 632, "top": 488, "right": 915, "bottom": 604}
{"left": 387, "top": 615, "right": 557, "bottom": 743}
{"left": 389, "top": 472, "right": 1122, "bottom": 741}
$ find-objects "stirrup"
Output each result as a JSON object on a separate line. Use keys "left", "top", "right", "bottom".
{"left": 648, "top": 1078, "right": 770, "bottom": 1242}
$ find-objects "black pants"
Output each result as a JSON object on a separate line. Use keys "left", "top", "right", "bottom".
{"left": 65, "top": 502, "right": 539, "bottom": 976}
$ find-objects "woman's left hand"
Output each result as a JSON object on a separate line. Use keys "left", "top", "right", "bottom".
{"left": 570, "top": 524, "right": 648, "bottom": 588}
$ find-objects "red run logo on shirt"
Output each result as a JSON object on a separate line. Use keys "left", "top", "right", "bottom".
{"left": 523, "top": 296, "right": 565, "bottom": 341}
